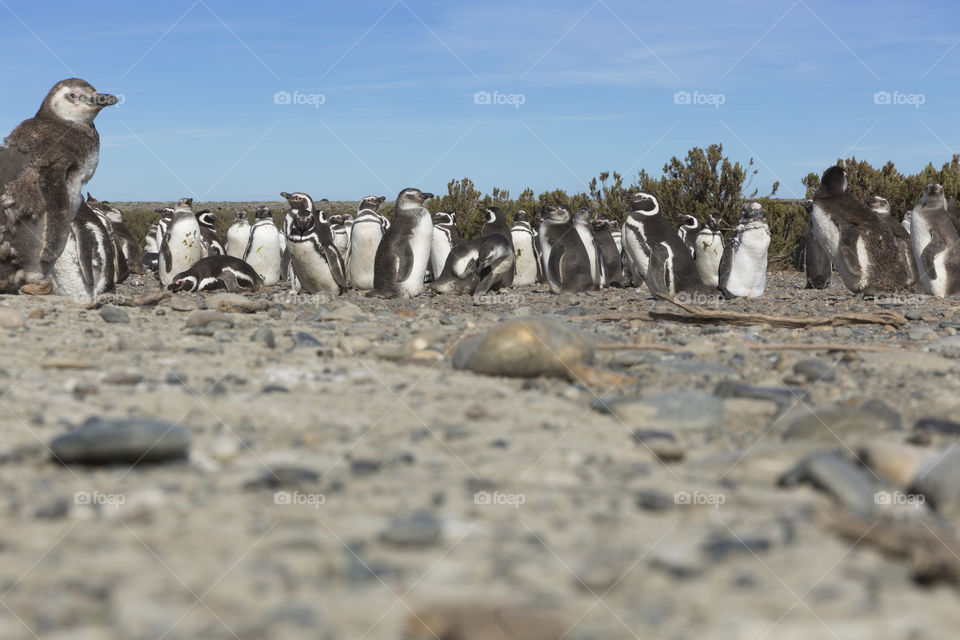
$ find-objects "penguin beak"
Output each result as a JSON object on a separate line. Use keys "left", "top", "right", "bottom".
{"left": 91, "top": 93, "right": 118, "bottom": 108}
{"left": 421, "top": 193, "right": 434, "bottom": 201}
{"left": 280, "top": 192, "right": 291, "bottom": 199}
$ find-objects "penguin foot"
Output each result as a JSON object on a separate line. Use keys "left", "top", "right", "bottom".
{"left": 20, "top": 280, "right": 52, "bottom": 295}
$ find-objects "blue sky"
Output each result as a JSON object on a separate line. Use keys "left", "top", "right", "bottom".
{"left": 1, "top": 1, "right": 958, "bottom": 203}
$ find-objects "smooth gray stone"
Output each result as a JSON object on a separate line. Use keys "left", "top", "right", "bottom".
{"left": 50, "top": 418, "right": 190, "bottom": 465}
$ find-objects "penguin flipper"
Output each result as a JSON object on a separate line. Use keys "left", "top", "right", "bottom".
{"left": 548, "top": 243, "right": 565, "bottom": 293}
{"left": 323, "top": 244, "right": 348, "bottom": 289}
{"left": 920, "top": 236, "right": 946, "bottom": 281}
{"left": 837, "top": 225, "right": 863, "bottom": 280}
{"left": 395, "top": 241, "right": 415, "bottom": 284}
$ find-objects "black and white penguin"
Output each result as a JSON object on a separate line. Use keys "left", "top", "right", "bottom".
{"left": 196, "top": 209, "right": 225, "bottom": 256}
{"left": 84, "top": 194, "right": 128, "bottom": 284}
{"left": 810, "top": 166, "right": 907, "bottom": 294}
{"left": 243, "top": 205, "right": 282, "bottom": 286}
{"left": 168, "top": 255, "right": 262, "bottom": 293}
{"left": 286, "top": 206, "right": 347, "bottom": 295}
{"left": 226, "top": 210, "right": 251, "bottom": 259}
{"left": 799, "top": 199, "right": 832, "bottom": 289}
{"left": 909, "top": 183, "right": 960, "bottom": 297}
{"left": 430, "top": 211, "right": 462, "bottom": 280}
{"left": 159, "top": 197, "right": 207, "bottom": 288}
{"left": 902, "top": 211, "right": 913, "bottom": 236}
{"left": 144, "top": 223, "right": 159, "bottom": 255}
{"left": 573, "top": 208, "right": 603, "bottom": 287}
{"left": 677, "top": 214, "right": 700, "bottom": 257}
{"left": 154, "top": 206, "right": 173, "bottom": 254}
{"left": 432, "top": 240, "right": 481, "bottom": 294}
{"left": 866, "top": 195, "right": 918, "bottom": 287}
{"left": 330, "top": 213, "right": 353, "bottom": 262}
{"left": 475, "top": 206, "right": 515, "bottom": 295}
{"left": 694, "top": 212, "right": 724, "bottom": 287}
{"left": 592, "top": 214, "right": 625, "bottom": 287}
{"left": 368, "top": 187, "right": 434, "bottom": 298}
{"left": 51, "top": 200, "right": 116, "bottom": 301}
{"left": 346, "top": 195, "right": 388, "bottom": 291}
{"left": 718, "top": 201, "right": 771, "bottom": 298}
{"left": 538, "top": 206, "right": 594, "bottom": 294}
{"left": 0, "top": 79, "right": 117, "bottom": 294}
{"left": 96, "top": 199, "right": 141, "bottom": 277}
{"left": 510, "top": 210, "right": 541, "bottom": 286}
{"left": 625, "top": 191, "right": 706, "bottom": 296}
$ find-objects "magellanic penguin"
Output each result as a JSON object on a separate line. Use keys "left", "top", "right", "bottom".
{"left": 510, "top": 210, "right": 541, "bottom": 286}
{"left": 677, "top": 214, "right": 701, "bottom": 257}
{"left": 144, "top": 223, "right": 159, "bottom": 254}
{"left": 592, "top": 214, "right": 625, "bottom": 287}
{"left": 0, "top": 78, "right": 117, "bottom": 294}
{"left": 474, "top": 206, "right": 515, "bottom": 295}
{"left": 866, "top": 195, "right": 918, "bottom": 287}
{"left": 369, "top": 188, "right": 434, "bottom": 298}
{"left": 800, "top": 199, "right": 832, "bottom": 289}
{"left": 430, "top": 211, "right": 462, "bottom": 281}
{"left": 538, "top": 206, "right": 594, "bottom": 294}
{"left": 159, "top": 197, "right": 207, "bottom": 288}
{"left": 243, "top": 205, "right": 283, "bottom": 286}
{"left": 286, "top": 206, "right": 347, "bottom": 295}
{"left": 154, "top": 206, "right": 173, "bottom": 254}
{"left": 95, "top": 198, "right": 141, "bottom": 276}
{"left": 329, "top": 213, "right": 353, "bottom": 262}
{"left": 810, "top": 166, "right": 907, "bottom": 294}
{"left": 51, "top": 200, "right": 116, "bottom": 302}
{"left": 346, "top": 195, "right": 387, "bottom": 291}
{"left": 694, "top": 212, "right": 724, "bottom": 288}
{"left": 718, "top": 201, "right": 771, "bottom": 299}
{"left": 902, "top": 211, "right": 913, "bottom": 236}
{"left": 196, "top": 209, "right": 225, "bottom": 256}
{"left": 572, "top": 208, "right": 603, "bottom": 288}
{"left": 432, "top": 239, "right": 481, "bottom": 294}
{"left": 280, "top": 191, "right": 319, "bottom": 290}
{"left": 625, "top": 191, "right": 707, "bottom": 297}
{"left": 909, "top": 183, "right": 960, "bottom": 297}
{"left": 226, "top": 210, "right": 251, "bottom": 259}
{"left": 84, "top": 194, "right": 127, "bottom": 284}
{"left": 168, "top": 255, "right": 262, "bottom": 293}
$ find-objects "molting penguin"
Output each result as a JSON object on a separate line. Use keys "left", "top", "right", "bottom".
{"left": 196, "top": 209, "right": 225, "bottom": 255}
{"left": 0, "top": 78, "right": 117, "bottom": 294}
{"left": 432, "top": 240, "right": 481, "bottom": 294}
{"left": 475, "top": 206, "right": 515, "bottom": 295}
{"left": 369, "top": 188, "right": 434, "bottom": 298}
{"left": 286, "top": 206, "right": 347, "bottom": 295}
{"left": 226, "top": 210, "right": 251, "bottom": 259}
{"left": 677, "top": 214, "right": 700, "bottom": 257}
{"left": 243, "top": 205, "right": 283, "bottom": 286}
{"left": 346, "top": 195, "right": 387, "bottom": 290}
{"left": 810, "top": 166, "right": 907, "bottom": 294}
{"left": 799, "top": 199, "right": 832, "bottom": 289}
{"left": 718, "top": 201, "right": 771, "bottom": 298}
{"left": 51, "top": 200, "right": 116, "bottom": 302}
{"left": 592, "top": 214, "right": 624, "bottom": 287}
{"left": 96, "top": 198, "right": 141, "bottom": 276}
{"left": 538, "top": 206, "right": 594, "bottom": 294}
{"left": 168, "top": 255, "right": 262, "bottom": 293}
{"left": 572, "top": 208, "right": 602, "bottom": 288}
{"left": 694, "top": 212, "right": 724, "bottom": 288}
{"left": 430, "top": 211, "right": 462, "bottom": 281}
{"left": 909, "top": 183, "right": 960, "bottom": 297}
{"left": 866, "top": 195, "right": 917, "bottom": 287}
{"left": 902, "top": 211, "right": 912, "bottom": 236}
{"left": 510, "top": 210, "right": 541, "bottom": 286}
{"left": 159, "top": 197, "right": 207, "bottom": 288}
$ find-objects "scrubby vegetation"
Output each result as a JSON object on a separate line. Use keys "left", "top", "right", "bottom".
{"left": 111, "top": 146, "right": 960, "bottom": 270}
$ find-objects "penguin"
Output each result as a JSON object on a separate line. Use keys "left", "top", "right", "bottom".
{"left": 196, "top": 209, "right": 225, "bottom": 256}
{"left": 159, "top": 197, "right": 207, "bottom": 288}
{"left": 621, "top": 200, "right": 652, "bottom": 287}
{"left": 609, "top": 219, "right": 623, "bottom": 253}
{"left": 538, "top": 206, "right": 594, "bottom": 294}
{"left": 718, "top": 201, "right": 771, "bottom": 299}
{"left": 677, "top": 214, "right": 700, "bottom": 257}
{"left": 346, "top": 195, "right": 388, "bottom": 290}
{"left": 902, "top": 211, "right": 912, "bottom": 236}
{"left": 0, "top": 78, "right": 117, "bottom": 294}
{"left": 430, "top": 211, "right": 462, "bottom": 280}
{"left": 865, "top": 195, "right": 918, "bottom": 287}
{"left": 226, "top": 210, "right": 251, "bottom": 259}
{"left": 168, "top": 255, "right": 263, "bottom": 293}
{"left": 286, "top": 206, "right": 347, "bottom": 295}
{"left": 510, "top": 210, "right": 540, "bottom": 286}
{"left": 243, "top": 205, "right": 283, "bottom": 286}
{"left": 694, "top": 212, "right": 724, "bottom": 288}
{"left": 144, "top": 223, "right": 159, "bottom": 254}
{"left": 51, "top": 200, "right": 116, "bottom": 302}
{"left": 572, "top": 208, "right": 602, "bottom": 287}
{"left": 625, "top": 191, "right": 707, "bottom": 296}
{"left": 96, "top": 199, "right": 141, "bottom": 276}
{"left": 368, "top": 188, "right": 434, "bottom": 298}
{"left": 810, "top": 166, "right": 907, "bottom": 294}
{"left": 280, "top": 191, "right": 319, "bottom": 290}
{"left": 798, "top": 199, "right": 832, "bottom": 289}
{"left": 329, "top": 213, "right": 353, "bottom": 261}
{"left": 475, "top": 206, "right": 515, "bottom": 295}
{"left": 592, "top": 214, "right": 625, "bottom": 287}
{"left": 909, "top": 183, "right": 960, "bottom": 297}
{"left": 432, "top": 240, "right": 481, "bottom": 294}
{"left": 154, "top": 206, "right": 173, "bottom": 254}
{"left": 84, "top": 194, "right": 128, "bottom": 284}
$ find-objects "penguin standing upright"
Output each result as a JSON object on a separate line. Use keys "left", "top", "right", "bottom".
{"left": 226, "top": 210, "right": 251, "bottom": 259}
{"left": 243, "top": 206, "right": 283, "bottom": 286}
{"left": 430, "top": 212, "right": 462, "bottom": 280}
{"left": 286, "top": 206, "right": 347, "bottom": 295}
{"left": 369, "top": 188, "right": 434, "bottom": 298}
{"left": 800, "top": 199, "right": 832, "bottom": 289}
{"left": 866, "top": 195, "right": 918, "bottom": 287}
{"left": 51, "top": 200, "right": 116, "bottom": 301}
{"left": 718, "top": 202, "right": 771, "bottom": 298}
{"left": 154, "top": 207, "right": 173, "bottom": 254}
{"left": 694, "top": 212, "right": 724, "bottom": 287}
{"left": 330, "top": 214, "right": 353, "bottom": 262}
{"left": 97, "top": 199, "right": 141, "bottom": 276}
{"left": 810, "top": 166, "right": 907, "bottom": 294}
{"left": 538, "top": 206, "right": 595, "bottom": 294}
{"left": 592, "top": 214, "right": 624, "bottom": 287}
{"left": 84, "top": 194, "right": 128, "bottom": 284}
{"left": 573, "top": 208, "right": 603, "bottom": 287}
{"left": 510, "top": 210, "right": 541, "bottom": 286}
{"left": 159, "top": 197, "right": 207, "bottom": 288}
{"left": 910, "top": 183, "right": 960, "bottom": 297}
{"left": 0, "top": 78, "right": 117, "bottom": 294}
{"left": 196, "top": 209, "right": 225, "bottom": 256}
{"left": 280, "top": 192, "right": 317, "bottom": 291}
{"left": 346, "top": 195, "right": 388, "bottom": 290}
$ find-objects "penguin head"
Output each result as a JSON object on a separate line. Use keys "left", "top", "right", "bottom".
{"left": 197, "top": 210, "right": 216, "bottom": 227}
{"left": 573, "top": 208, "right": 593, "bottom": 224}
{"left": 167, "top": 273, "right": 198, "bottom": 292}
{"left": 921, "top": 183, "right": 947, "bottom": 209}
{"left": 432, "top": 211, "right": 454, "bottom": 225}
{"left": 280, "top": 191, "right": 314, "bottom": 213}
{"left": 679, "top": 214, "right": 699, "bottom": 230}
{"left": 802, "top": 199, "right": 813, "bottom": 213}
{"left": 819, "top": 166, "right": 847, "bottom": 196}
{"left": 358, "top": 195, "right": 386, "bottom": 213}
{"left": 706, "top": 212, "right": 722, "bottom": 231}
{"left": 627, "top": 191, "right": 660, "bottom": 216}
{"left": 483, "top": 206, "right": 505, "bottom": 226}
{"left": 864, "top": 195, "right": 891, "bottom": 215}
{"left": 591, "top": 217, "right": 609, "bottom": 232}
{"left": 155, "top": 206, "right": 174, "bottom": 217}
{"left": 396, "top": 188, "right": 434, "bottom": 212}
{"left": 740, "top": 201, "right": 766, "bottom": 220}
{"left": 233, "top": 210, "right": 249, "bottom": 223}
{"left": 514, "top": 210, "right": 529, "bottom": 223}
{"left": 255, "top": 206, "right": 272, "bottom": 220}
{"left": 40, "top": 78, "right": 118, "bottom": 125}
{"left": 608, "top": 219, "right": 620, "bottom": 232}
{"left": 292, "top": 209, "right": 316, "bottom": 234}
{"left": 175, "top": 197, "right": 194, "bottom": 213}
{"left": 102, "top": 203, "right": 124, "bottom": 224}
{"left": 542, "top": 206, "right": 572, "bottom": 224}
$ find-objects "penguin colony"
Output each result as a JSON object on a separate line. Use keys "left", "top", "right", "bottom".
{"left": 1, "top": 80, "right": 959, "bottom": 301}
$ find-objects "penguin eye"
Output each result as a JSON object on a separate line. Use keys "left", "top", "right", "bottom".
{"left": 69, "top": 93, "right": 78, "bottom": 100}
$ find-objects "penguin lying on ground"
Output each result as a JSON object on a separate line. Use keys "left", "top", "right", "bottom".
{"left": 168, "top": 255, "right": 263, "bottom": 293}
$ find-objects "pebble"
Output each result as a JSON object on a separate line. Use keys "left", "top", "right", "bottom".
{"left": 792, "top": 359, "right": 836, "bottom": 383}
{"left": 99, "top": 306, "right": 129, "bottom": 324}
{"left": 292, "top": 332, "right": 323, "bottom": 348}
{"left": 101, "top": 371, "right": 144, "bottom": 385}
{"left": 207, "top": 293, "right": 270, "bottom": 313}
{"left": 245, "top": 466, "right": 320, "bottom": 490}
{"left": 779, "top": 452, "right": 878, "bottom": 516}
{"left": 452, "top": 317, "right": 593, "bottom": 378}
{"left": 0, "top": 308, "right": 25, "bottom": 329}
{"left": 592, "top": 392, "right": 723, "bottom": 432}
{"left": 185, "top": 310, "right": 234, "bottom": 328}
{"left": 50, "top": 417, "right": 190, "bottom": 465}
{"left": 404, "top": 606, "right": 566, "bottom": 640}
{"left": 250, "top": 327, "right": 276, "bottom": 348}
{"left": 632, "top": 429, "right": 685, "bottom": 462}
{"left": 713, "top": 380, "right": 810, "bottom": 410}
{"left": 907, "top": 327, "right": 935, "bottom": 341}
{"left": 316, "top": 302, "right": 365, "bottom": 322}
{"left": 379, "top": 511, "right": 443, "bottom": 548}
{"left": 556, "top": 292, "right": 579, "bottom": 306}
{"left": 858, "top": 442, "right": 929, "bottom": 488}
{"left": 701, "top": 536, "right": 771, "bottom": 561}
{"left": 782, "top": 402, "right": 900, "bottom": 443}
{"left": 904, "top": 310, "right": 923, "bottom": 321}
{"left": 911, "top": 449, "right": 960, "bottom": 519}
{"left": 914, "top": 418, "right": 960, "bottom": 436}
{"left": 168, "top": 297, "right": 197, "bottom": 312}
{"left": 635, "top": 489, "right": 675, "bottom": 511}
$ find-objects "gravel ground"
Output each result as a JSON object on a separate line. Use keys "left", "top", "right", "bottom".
{"left": 1, "top": 271, "right": 959, "bottom": 639}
